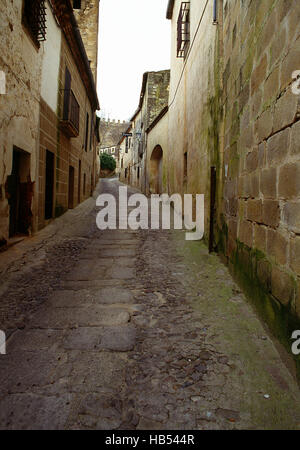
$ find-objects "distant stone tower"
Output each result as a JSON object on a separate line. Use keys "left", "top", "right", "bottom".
{"left": 73, "top": 0, "right": 100, "bottom": 84}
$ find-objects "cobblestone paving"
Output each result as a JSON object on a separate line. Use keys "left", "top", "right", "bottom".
{"left": 0, "top": 178, "right": 300, "bottom": 429}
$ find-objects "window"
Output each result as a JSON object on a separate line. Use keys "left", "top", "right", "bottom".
{"left": 22, "top": 0, "right": 47, "bottom": 47}
{"left": 85, "top": 113, "right": 89, "bottom": 151}
{"left": 111, "top": 148, "right": 115, "bottom": 154}
{"left": 89, "top": 117, "right": 93, "bottom": 151}
{"left": 61, "top": 67, "right": 80, "bottom": 137}
{"left": 73, "top": 0, "right": 81, "bottom": 9}
{"left": 177, "top": 2, "right": 190, "bottom": 58}
{"left": 184, "top": 152, "right": 187, "bottom": 180}
{"left": 63, "top": 67, "right": 71, "bottom": 120}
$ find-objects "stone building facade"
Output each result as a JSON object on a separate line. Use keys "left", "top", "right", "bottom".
{"left": 128, "top": 70, "right": 170, "bottom": 192}
{"left": 38, "top": 0, "right": 99, "bottom": 229}
{"left": 100, "top": 145, "right": 119, "bottom": 172}
{"left": 0, "top": 0, "right": 45, "bottom": 243}
{"left": 146, "top": 106, "right": 169, "bottom": 194}
{"left": 98, "top": 119, "right": 130, "bottom": 175}
{"left": 99, "top": 118, "right": 130, "bottom": 148}
{"left": 160, "top": 0, "right": 300, "bottom": 361}
{"left": 220, "top": 0, "right": 300, "bottom": 347}
{"left": 119, "top": 125, "right": 133, "bottom": 183}
{"left": 0, "top": 0, "right": 100, "bottom": 245}
{"left": 73, "top": 0, "right": 100, "bottom": 84}
{"left": 119, "top": 0, "right": 300, "bottom": 366}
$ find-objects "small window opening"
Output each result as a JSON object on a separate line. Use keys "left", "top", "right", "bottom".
{"left": 184, "top": 152, "right": 188, "bottom": 179}
{"left": 73, "top": 0, "right": 81, "bottom": 9}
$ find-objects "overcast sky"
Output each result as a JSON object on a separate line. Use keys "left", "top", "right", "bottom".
{"left": 97, "top": 0, "right": 171, "bottom": 121}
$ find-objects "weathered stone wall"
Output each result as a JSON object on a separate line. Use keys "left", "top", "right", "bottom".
{"left": 165, "top": 0, "right": 300, "bottom": 366}
{"left": 221, "top": 0, "right": 300, "bottom": 332}
{"left": 38, "top": 99, "right": 58, "bottom": 230}
{"left": 145, "top": 71, "right": 170, "bottom": 129}
{"left": 167, "top": 0, "right": 220, "bottom": 232}
{"left": 99, "top": 119, "right": 130, "bottom": 148}
{"left": 119, "top": 127, "right": 133, "bottom": 184}
{"left": 41, "top": 1, "right": 61, "bottom": 112}
{"left": 131, "top": 109, "right": 143, "bottom": 190}
{"left": 0, "top": 0, "right": 44, "bottom": 241}
{"left": 0, "top": 0, "right": 99, "bottom": 243}
{"left": 139, "top": 71, "right": 170, "bottom": 193}
{"left": 54, "top": 33, "right": 95, "bottom": 216}
{"left": 129, "top": 71, "right": 170, "bottom": 192}
{"left": 146, "top": 110, "right": 169, "bottom": 194}
{"left": 73, "top": 0, "right": 100, "bottom": 84}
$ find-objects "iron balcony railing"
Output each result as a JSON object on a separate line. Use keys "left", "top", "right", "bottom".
{"left": 177, "top": 2, "right": 190, "bottom": 58}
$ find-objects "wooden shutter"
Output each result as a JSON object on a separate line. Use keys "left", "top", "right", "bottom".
{"left": 63, "top": 67, "right": 71, "bottom": 120}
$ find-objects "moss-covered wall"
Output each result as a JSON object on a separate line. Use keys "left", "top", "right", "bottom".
{"left": 167, "top": 0, "right": 300, "bottom": 372}
{"left": 167, "top": 0, "right": 221, "bottom": 234}
{"left": 217, "top": 0, "right": 300, "bottom": 371}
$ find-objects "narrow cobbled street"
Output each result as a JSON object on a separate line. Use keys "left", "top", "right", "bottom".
{"left": 0, "top": 178, "right": 299, "bottom": 430}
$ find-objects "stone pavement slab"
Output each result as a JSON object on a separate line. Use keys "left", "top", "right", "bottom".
{"left": 0, "top": 178, "right": 299, "bottom": 430}
{"left": 62, "top": 324, "right": 136, "bottom": 352}
{"left": 29, "top": 306, "right": 130, "bottom": 328}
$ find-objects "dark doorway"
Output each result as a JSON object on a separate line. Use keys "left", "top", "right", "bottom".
{"left": 150, "top": 146, "right": 163, "bottom": 194}
{"left": 6, "top": 147, "right": 32, "bottom": 237}
{"left": 68, "top": 165, "right": 75, "bottom": 209}
{"left": 183, "top": 151, "right": 188, "bottom": 194}
{"left": 45, "top": 150, "right": 54, "bottom": 220}
{"left": 78, "top": 160, "right": 81, "bottom": 204}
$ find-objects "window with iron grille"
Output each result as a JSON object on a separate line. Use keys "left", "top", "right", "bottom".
{"left": 177, "top": 2, "right": 190, "bottom": 58}
{"left": 22, "top": 0, "right": 46, "bottom": 47}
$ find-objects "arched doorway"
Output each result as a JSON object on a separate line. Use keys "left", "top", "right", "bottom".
{"left": 149, "top": 145, "right": 163, "bottom": 194}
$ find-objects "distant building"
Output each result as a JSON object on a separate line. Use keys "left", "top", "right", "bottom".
{"left": 125, "top": 70, "right": 170, "bottom": 192}
{"left": 98, "top": 119, "right": 130, "bottom": 174}
{"left": 98, "top": 119, "right": 130, "bottom": 147}
{"left": 119, "top": 125, "right": 133, "bottom": 182}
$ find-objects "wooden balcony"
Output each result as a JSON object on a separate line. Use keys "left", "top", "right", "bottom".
{"left": 60, "top": 89, "right": 80, "bottom": 138}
